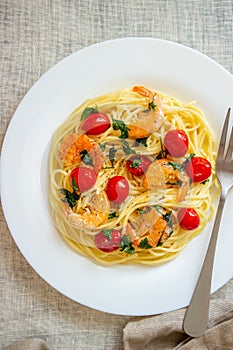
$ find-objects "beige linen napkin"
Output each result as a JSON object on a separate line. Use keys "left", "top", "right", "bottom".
{"left": 1, "top": 339, "right": 49, "bottom": 350}
{"left": 123, "top": 299, "right": 233, "bottom": 350}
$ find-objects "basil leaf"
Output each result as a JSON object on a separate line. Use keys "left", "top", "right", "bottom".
{"left": 80, "top": 150, "right": 94, "bottom": 166}
{"left": 201, "top": 179, "right": 210, "bottom": 185}
{"left": 60, "top": 188, "right": 80, "bottom": 209}
{"left": 182, "top": 153, "right": 195, "bottom": 168}
{"left": 102, "top": 229, "right": 112, "bottom": 240}
{"left": 80, "top": 106, "right": 98, "bottom": 121}
{"left": 139, "top": 237, "right": 152, "bottom": 249}
{"left": 99, "top": 143, "right": 106, "bottom": 152}
{"left": 148, "top": 100, "right": 156, "bottom": 111}
{"left": 167, "top": 161, "right": 183, "bottom": 171}
{"left": 108, "top": 212, "right": 118, "bottom": 219}
{"left": 109, "top": 146, "right": 117, "bottom": 167}
{"left": 120, "top": 235, "right": 135, "bottom": 254}
{"left": 122, "top": 140, "right": 136, "bottom": 155}
{"left": 71, "top": 177, "right": 79, "bottom": 192}
{"left": 135, "top": 137, "right": 148, "bottom": 147}
{"left": 112, "top": 119, "right": 129, "bottom": 139}
{"left": 130, "top": 157, "right": 142, "bottom": 168}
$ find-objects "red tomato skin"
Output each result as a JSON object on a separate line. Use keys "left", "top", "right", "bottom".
{"left": 81, "top": 113, "right": 110, "bottom": 135}
{"left": 177, "top": 208, "right": 200, "bottom": 230}
{"left": 70, "top": 167, "right": 96, "bottom": 193}
{"left": 164, "top": 130, "right": 189, "bottom": 158}
{"left": 94, "top": 229, "right": 122, "bottom": 252}
{"left": 184, "top": 156, "right": 211, "bottom": 182}
{"left": 106, "top": 176, "right": 129, "bottom": 204}
{"left": 126, "top": 155, "right": 152, "bottom": 176}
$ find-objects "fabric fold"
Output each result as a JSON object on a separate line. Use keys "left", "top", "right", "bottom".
{"left": 123, "top": 299, "right": 233, "bottom": 350}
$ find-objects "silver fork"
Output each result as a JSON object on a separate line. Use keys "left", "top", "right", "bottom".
{"left": 183, "top": 108, "right": 233, "bottom": 337}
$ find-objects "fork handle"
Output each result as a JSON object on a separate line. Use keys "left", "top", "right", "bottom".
{"left": 183, "top": 194, "right": 226, "bottom": 337}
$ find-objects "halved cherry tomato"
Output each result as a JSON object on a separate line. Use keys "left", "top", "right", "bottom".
{"left": 184, "top": 156, "right": 211, "bottom": 182}
{"left": 106, "top": 176, "right": 129, "bottom": 204}
{"left": 70, "top": 166, "right": 96, "bottom": 193}
{"left": 81, "top": 113, "right": 110, "bottom": 135}
{"left": 95, "top": 229, "right": 122, "bottom": 252}
{"left": 177, "top": 208, "right": 200, "bottom": 230}
{"left": 164, "top": 130, "right": 189, "bottom": 158}
{"left": 126, "top": 155, "right": 152, "bottom": 176}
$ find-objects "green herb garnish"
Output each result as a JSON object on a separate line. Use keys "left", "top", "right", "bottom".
{"left": 102, "top": 229, "right": 113, "bottom": 240}
{"left": 201, "top": 179, "right": 210, "bottom": 185}
{"left": 80, "top": 106, "right": 98, "bottom": 121}
{"left": 71, "top": 177, "right": 79, "bottom": 192}
{"left": 154, "top": 137, "right": 168, "bottom": 160}
{"left": 108, "top": 212, "right": 119, "bottom": 219}
{"left": 148, "top": 100, "right": 156, "bottom": 111}
{"left": 112, "top": 119, "right": 130, "bottom": 139}
{"left": 167, "top": 161, "right": 183, "bottom": 171}
{"left": 139, "top": 237, "right": 152, "bottom": 249}
{"left": 120, "top": 235, "right": 135, "bottom": 254}
{"left": 130, "top": 157, "right": 142, "bottom": 169}
{"left": 182, "top": 153, "right": 195, "bottom": 168}
{"left": 80, "top": 150, "right": 94, "bottom": 166}
{"left": 109, "top": 146, "right": 117, "bottom": 167}
{"left": 60, "top": 188, "right": 80, "bottom": 209}
{"left": 122, "top": 140, "right": 136, "bottom": 155}
{"left": 135, "top": 137, "right": 148, "bottom": 147}
{"left": 99, "top": 143, "right": 106, "bottom": 152}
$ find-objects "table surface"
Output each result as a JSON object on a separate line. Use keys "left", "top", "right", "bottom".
{"left": 1, "top": 1, "right": 233, "bottom": 349}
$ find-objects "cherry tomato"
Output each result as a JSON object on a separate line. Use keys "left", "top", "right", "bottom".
{"left": 164, "top": 130, "right": 189, "bottom": 158}
{"left": 94, "top": 229, "right": 122, "bottom": 252}
{"left": 81, "top": 113, "right": 110, "bottom": 135}
{"left": 177, "top": 208, "right": 200, "bottom": 230}
{"left": 126, "top": 155, "right": 152, "bottom": 176}
{"left": 106, "top": 176, "right": 129, "bottom": 204}
{"left": 70, "top": 166, "right": 96, "bottom": 193}
{"left": 184, "top": 156, "right": 211, "bottom": 182}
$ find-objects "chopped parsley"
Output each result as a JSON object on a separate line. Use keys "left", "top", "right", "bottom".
{"left": 60, "top": 188, "right": 80, "bottom": 209}
{"left": 80, "top": 106, "right": 98, "bottom": 121}
{"left": 139, "top": 237, "right": 152, "bottom": 249}
{"left": 120, "top": 235, "right": 135, "bottom": 254}
{"left": 112, "top": 119, "right": 129, "bottom": 139}
{"left": 80, "top": 150, "right": 94, "bottom": 167}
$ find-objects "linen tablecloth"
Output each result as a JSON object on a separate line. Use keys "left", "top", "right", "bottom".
{"left": 1, "top": 1, "right": 233, "bottom": 349}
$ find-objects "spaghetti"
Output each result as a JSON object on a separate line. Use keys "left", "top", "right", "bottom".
{"left": 49, "top": 86, "right": 218, "bottom": 265}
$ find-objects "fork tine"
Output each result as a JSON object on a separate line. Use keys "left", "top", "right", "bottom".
{"left": 218, "top": 108, "right": 231, "bottom": 158}
{"left": 225, "top": 125, "right": 233, "bottom": 161}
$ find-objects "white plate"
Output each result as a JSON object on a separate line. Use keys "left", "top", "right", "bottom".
{"left": 1, "top": 38, "right": 233, "bottom": 316}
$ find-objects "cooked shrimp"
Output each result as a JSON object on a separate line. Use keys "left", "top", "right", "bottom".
{"left": 125, "top": 207, "right": 173, "bottom": 248}
{"left": 143, "top": 159, "right": 189, "bottom": 202}
{"left": 127, "top": 86, "right": 164, "bottom": 139}
{"left": 63, "top": 190, "right": 110, "bottom": 230}
{"left": 58, "top": 133, "right": 104, "bottom": 172}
